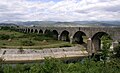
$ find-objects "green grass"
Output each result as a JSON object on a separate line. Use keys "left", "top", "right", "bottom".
{"left": 1, "top": 42, "right": 73, "bottom": 49}
{"left": 0, "top": 29, "right": 73, "bottom": 49}
{"left": 0, "top": 30, "right": 24, "bottom": 37}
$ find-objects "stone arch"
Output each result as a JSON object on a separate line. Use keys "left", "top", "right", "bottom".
{"left": 52, "top": 30, "right": 59, "bottom": 40}
{"left": 60, "top": 30, "right": 70, "bottom": 41}
{"left": 73, "top": 31, "right": 88, "bottom": 48}
{"left": 31, "top": 29, "right": 34, "bottom": 33}
{"left": 44, "top": 29, "right": 53, "bottom": 37}
{"left": 44, "top": 29, "right": 51, "bottom": 34}
{"left": 92, "top": 32, "right": 112, "bottom": 52}
{"left": 23, "top": 29, "right": 25, "bottom": 32}
{"left": 28, "top": 28, "right": 30, "bottom": 33}
{"left": 25, "top": 29, "right": 27, "bottom": 32}
{"left": 39, "top": 29, "right": 43, "bottom": 34}
{"left": 34, "top": 29, "right": 38, "bottom": 33}
{"left": 73, "top": 31, "right": 87, "bottom": 44}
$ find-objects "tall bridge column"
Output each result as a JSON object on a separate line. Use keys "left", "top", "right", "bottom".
{"left": 70, "top": 36, "right": 73, "bottom": 44}
{"left": 87, "top": 38, "right": 92, "bottom": 55}
{"left": 92, "top": 38, "right": 101, "bottom": 53}
{"left": 27, "top": 29, "right": 30, "bottom": 33}
{"left": 58, "top": 35, "right": 60, "bottom": 40}
{"left": 43, "top": 30, "right": 45, "bottom": 34}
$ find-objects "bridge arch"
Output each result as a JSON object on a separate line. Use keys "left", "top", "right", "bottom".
{"left": 28, "top": 28, "right": 30, "bottom": 33}
{"left": 52, "top": 30, "right": 59, "bottom": 40}
{"left": 60, "top": 30, "right": 70, "bottom": 41}
{"left": 22, "top": 29, "right": 25, "bottom": 32}
{"left": 92, "top": 32, "right": 112, "bottom": 52}
{"left": 34, "top": 29, "right": 38, "bottom": 33}
{"left": 44, "top": 29, "right": 51, "bottom": 34}
{"left": 44, "top": 29, "right": 53, "bottom": 37}
{"left": 73, "top": 31, "right": 87, "bottom": 44}
{"left": 31, "top": 29, "right": 34, "bottom": 33}
{"left": 72, "top": 31, "right": 88, "bottom": 49}
{"left": 39, "top": 29, "right": 43, "bottom": 34}
{"left": 25, "top": 29, "right": 27, "bottom": 32}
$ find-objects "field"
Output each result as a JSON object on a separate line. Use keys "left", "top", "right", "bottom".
{"left": 0, "top": 27, "right": 73, "bottom": 49}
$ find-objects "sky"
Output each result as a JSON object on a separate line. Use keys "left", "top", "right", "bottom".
{"left": 0, "top": 0, "right": 120, "bottom": 22}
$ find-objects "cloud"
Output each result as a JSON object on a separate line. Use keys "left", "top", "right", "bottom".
{"left": 0, "top": 0, "right": 120, "bottom": 22}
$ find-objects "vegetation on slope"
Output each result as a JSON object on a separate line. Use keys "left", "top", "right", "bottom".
{"left": 0, "top": 26, "right": 73, "bottom": 49}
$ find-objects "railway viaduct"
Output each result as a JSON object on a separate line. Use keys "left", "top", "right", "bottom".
{"left": 19, "top": 26, "right": 120, "bottom": 54}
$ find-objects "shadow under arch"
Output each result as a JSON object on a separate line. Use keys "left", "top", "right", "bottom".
{"left": 25, "top": 29, "right": 27, "bottom": 32}
{"left": 34, "top": 29, "right": 38, "bottom": 33}
{"left": 52, "top": 30, "right": 59, "bottom": 40}
{"left": 28, "top": 28, "right": 30, "bottom": 33}
{"left": 31, "top": 29, "right": 34, "bottom": 33}
{"left": 92, "top": 32, "right": 112, "bottom": 52}
{"left": 39, "top": 29, "right": 43, "bottom": 34}
{"left": 73, "top": 31, "right": 87, "bottom": 48}
{"left": 44, "top": 29, "right": 53, "bottom": 37}
{"left": 44, "top": 29, "right": 51, "bottom": 34}
{"left": 60, "top": 30, "right": 70, "bottom": 42}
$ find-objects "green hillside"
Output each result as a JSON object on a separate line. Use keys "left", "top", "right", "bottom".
{"left": 0, "top": 27, "right": 73, "bottom": 49}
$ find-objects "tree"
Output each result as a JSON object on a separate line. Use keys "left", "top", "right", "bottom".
{"left": 101, "top": 35, "right": 112, "bottom": 66}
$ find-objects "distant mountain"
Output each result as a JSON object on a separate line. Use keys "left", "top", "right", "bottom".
{"left": 100, "top": 21, "right": 120, "bottom": 26}
{"left": 15, "top": 21, "right": 56, "bottom": 26}
{"left": 1, "top": 21, "right": 120, "bottom": 27}
{"left": 0, "top": 23, "right": 19, "bottom": 27}
{"left": 73, "top": 21, "right": 120, "bottom": 26}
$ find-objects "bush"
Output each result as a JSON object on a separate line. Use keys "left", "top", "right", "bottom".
{"left": 0, "top": 34, "right": 10, "bottom": 40}
{"left": 0, "top": 26, "right": 17, "bottom": 31}
{"left": 21, "top": 40, "right": 35, "bottom": 46}
{"left": 0, "top": 26, "right": 10, "bottom": 30}
{"left": 42, "top": 57, "right": 65, "bottom": 73}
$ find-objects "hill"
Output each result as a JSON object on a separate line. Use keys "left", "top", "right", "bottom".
{"left": 1, "top": 21, "right": 120, "bottom": 27}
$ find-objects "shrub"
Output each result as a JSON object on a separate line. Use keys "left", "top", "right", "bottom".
{"left": 0, "top": 34, "right": 10, "bottom": 40}
{"left": 1, "top": 26, "right": 10, "bottom": 30}
{"left": 42, "top": 57, "right": 65, "bottom": 73}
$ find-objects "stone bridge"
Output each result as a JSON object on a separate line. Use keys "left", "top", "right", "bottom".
{"left": 19, "top": 26, "right": 120, "bottom": 54}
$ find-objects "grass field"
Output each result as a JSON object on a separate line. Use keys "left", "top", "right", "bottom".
{"left": 0, "top": 29, "right": 73, "bottom": 49}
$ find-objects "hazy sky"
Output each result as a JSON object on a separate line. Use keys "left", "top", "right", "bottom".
{"left": 0, "top": 0, "right": 120, "bottom": 22}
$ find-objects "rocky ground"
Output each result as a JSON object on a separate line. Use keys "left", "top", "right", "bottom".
{"left": 0, "top": 46, "right": 88, "bottom": 63}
